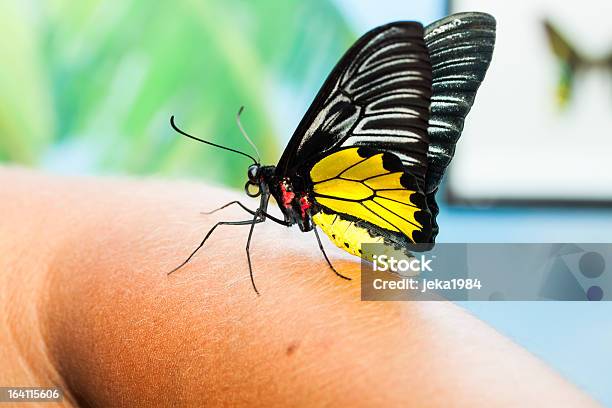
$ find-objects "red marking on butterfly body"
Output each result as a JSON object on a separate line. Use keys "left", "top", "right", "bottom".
{"left": 279, "top": 182, "right": 295, "bottom": 208}
{"left": 299, "top": 196, "right": 311, "bottom": 218}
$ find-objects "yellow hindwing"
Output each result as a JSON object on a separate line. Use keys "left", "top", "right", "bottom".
{"left": 310, "top": 147, "right": 425, "bottom": 258}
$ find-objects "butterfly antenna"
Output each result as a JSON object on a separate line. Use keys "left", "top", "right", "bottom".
{"left": 236, "top": 106, "right": 261, "bottom": 164}
{"left": 170, "top": 116, "right": 257, "bottom": 164}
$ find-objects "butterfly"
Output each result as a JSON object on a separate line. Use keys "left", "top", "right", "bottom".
{"left": 543, "top": 19, "right": 612, "bottom": 107}
{"left": 169, "top": 12, "right": 496, "bottom": 294}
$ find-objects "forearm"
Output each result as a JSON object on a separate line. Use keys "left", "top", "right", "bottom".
{"left": 0, "top": 167, "right": 598, "bottom": 407}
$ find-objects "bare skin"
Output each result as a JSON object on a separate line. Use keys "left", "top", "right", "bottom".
{"left": 0, "top": 167, "right": 600, "bottom": 407}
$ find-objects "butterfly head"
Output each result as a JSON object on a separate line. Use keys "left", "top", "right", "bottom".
{"left": 244, "top": 163, "right": 277, "bottom": 199}
{"left": 244, "top": 163, "right": 263, "bottom": 197}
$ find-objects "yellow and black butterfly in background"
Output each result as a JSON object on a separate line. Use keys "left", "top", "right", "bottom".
{"left": 169, "top": 12, "right": 496, "bottom": 294}
{"left": 543, "top": 19, "right": 612, "bottom": 108}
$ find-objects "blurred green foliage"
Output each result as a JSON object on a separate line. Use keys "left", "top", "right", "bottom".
{"left": 0, "top": 0, "right": 354, "bottom": 187}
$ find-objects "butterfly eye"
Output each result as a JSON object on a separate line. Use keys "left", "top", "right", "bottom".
{"left": 247, "top": 164, "right": 260, "bottom": 183}
{"left": 244, "top": 181, "right": 261, "bottom": 198}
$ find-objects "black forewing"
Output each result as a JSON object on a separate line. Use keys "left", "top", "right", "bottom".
{"left": 276, "top": 22, "right": 432, "bottom": 191}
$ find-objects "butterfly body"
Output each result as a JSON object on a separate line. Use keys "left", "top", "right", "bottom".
{"left": 247, "top": 164, "right": 315, "bottom": 232}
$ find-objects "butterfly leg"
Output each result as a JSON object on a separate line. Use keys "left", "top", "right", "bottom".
{"left": 202, "top": 201, "right": 290, "bottom": 227}
{"left": 313, "top": 226, "right": 351, "bottom": 281}
{"left": 168, "top": 218, "right": 259, "bottom": 275}
{"left": 202, "top": 200, "right": 291, "bottom": 228}
{"left": 245, "top": 210, "right": 262, "bottom": 295}
{"left": 201, "top": 200, "right": 252, "bottom": 215}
